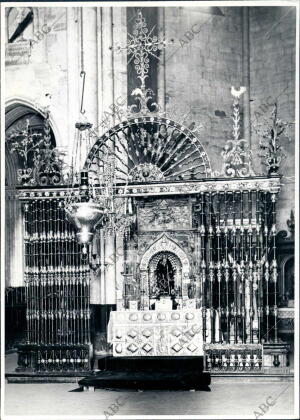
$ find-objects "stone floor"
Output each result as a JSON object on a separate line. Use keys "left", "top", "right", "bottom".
{"left": 4, "top": 353, "right": 296, "bottom": 418}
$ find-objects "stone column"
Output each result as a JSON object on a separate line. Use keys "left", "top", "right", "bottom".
{"left": 66, "top": 7, "right": 80, "bottom": 167}
{"left": 157, "top": 7, "right": 166, "bottom": 112}
{"left": 115, "top": 235, "right": 125, "bottom": 310}
{"left": 82, "top": 7, "right": 98, "bottom": 125}
{"left": 5, "top": 190, "right": 24, "bottom": 287}
{"left": 99, "top": 7, "right": 114, "bottom": 134}
{"left": 104, "top": 234, "right": 116, "bottom": 305}
{"left": 140, "top": 270, "right": 149, "bottom": 310}
{"left": 242, "top": 7, "right": 251, "bottom": 145}
{"left": 99, "top": 230, "right": 106, "bottom": 305}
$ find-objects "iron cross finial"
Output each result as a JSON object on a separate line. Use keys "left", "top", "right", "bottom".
{"left": 112, "top": 9, "right": 168, "bottom": 91}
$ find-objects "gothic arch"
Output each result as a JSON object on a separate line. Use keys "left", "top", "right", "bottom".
{"left": 5, "top": 97, "right": 61, "bottom": 147}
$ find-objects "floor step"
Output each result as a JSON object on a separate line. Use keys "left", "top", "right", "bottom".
{"left": 6, "top": 371, "right": 92, "bottom": 384}
{"left": 78, "top": 369, "right": 211, "bottom": 391}
{"left": 97, "top": 355, "right": 204, "bottom": 371}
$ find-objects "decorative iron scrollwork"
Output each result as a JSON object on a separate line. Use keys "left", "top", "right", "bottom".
{"left": 255, "top": 103, "right": 294, "bottom": 176}
{"left": 221, "top": 87, "right": 254, "bottom": 178}
{"left": 6, "top": 109, "right": 65, "bottom": 186}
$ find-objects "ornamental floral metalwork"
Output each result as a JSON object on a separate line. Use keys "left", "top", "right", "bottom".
{"left": 113, "top": 9, "right": 167, "bottom": 116}
{"left": 129, "top": 163, "right": 165, "bottom": 182}
{"left": 85, "top": 117, "right": 212, "bottom": 184}
{"left": 221, "top": 87, "right": 254, "bottom": 178}
{"left": 101, "top": 196, "right": 136, "bottom": 239}
{"left": 111, "top": 9, "right": 205, "bottom": 137}
{"left": 255, "top": 103, "right": 294, "bottom": 175}
{"left": 6, "top": 109, "right": 64, "bottom": 186}
{"left": 32, "top": 109, "right": 65, "bottom": 186}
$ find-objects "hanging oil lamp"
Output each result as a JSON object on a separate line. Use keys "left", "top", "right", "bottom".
{"left": 65, "top": 170, "right": 106, "bottom": 253}
{"left": 64, "top": 71, "right": 107, "bottom": 254}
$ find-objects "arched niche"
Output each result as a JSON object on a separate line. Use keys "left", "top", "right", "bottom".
{"left": 139, "top": 234, "right": 190, "bottom": 298}
{"left": 281, "top": 255, "right": 294, "bottom": 301}
{"left": 148, "top": 251, "right": 182, "bottom": 294}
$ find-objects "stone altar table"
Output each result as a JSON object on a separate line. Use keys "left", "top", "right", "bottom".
{"left": 108, "top": 309, "right": 204, "bottom": 357}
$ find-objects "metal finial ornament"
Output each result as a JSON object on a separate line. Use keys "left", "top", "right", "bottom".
{"left": 257, "top": 103, "right": 294, "bottom": 176}
{"left": 113, "top": 9, "right": 168, "bottom": 116}
{"left": 107, "top": 9, "right": 205, "bottom": 137}
{"left": 6, "top": 104, "right": 64, "bottom": 186}
{"left": 221, "top": 87, "right": 254, "bottom": 178}
{"left": 6, "top": 118, "right": 43, "bottom": 185}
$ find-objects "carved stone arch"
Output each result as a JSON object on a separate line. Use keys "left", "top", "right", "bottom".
{"left": 140, "top": 233, "right": 190, "bottom": 275}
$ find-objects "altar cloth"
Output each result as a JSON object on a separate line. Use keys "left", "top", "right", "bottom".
{"left": 108, "top": 309, "right": 205, "bottom": 357}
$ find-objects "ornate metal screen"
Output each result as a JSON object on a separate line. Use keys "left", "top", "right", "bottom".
{"left": 194, "top": 187, "right": 279, "bottom": 372}
{"left": 18, "top": 199, "right": 91, "bottom": 372}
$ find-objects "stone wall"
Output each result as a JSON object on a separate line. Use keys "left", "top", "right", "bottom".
{"left": 249, "top": 6, "right": 296, "bottom": 231}
{"left": 163, "top": 6, "right": 296, "bottom": 230}
{"left": 164, "top": 7, "right": 243, "bottom": 175}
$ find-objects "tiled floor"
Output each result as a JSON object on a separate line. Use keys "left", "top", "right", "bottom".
{"left": 4, "top": 353, "right": 295, "bottom": 418}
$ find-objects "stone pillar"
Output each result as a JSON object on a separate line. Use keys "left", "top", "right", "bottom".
{"left": 182, "top": 272, "right": 189, "bottom": 299}
{"left": 157, "top": 7, "right": 166, "bottom": 112}
{"left": 66, "top": 7, "right": 80, "bottom": 167}
{"left": 112, "top": 8, "right": 127, "bottom": 115}
{"left": 242, "top": 7, "right": 251, "bottom": 145}
{"left": 5, "top": 190, "right": 24, "bottom": 287}
{"left": 99, "top": 230, "right": 106, "bottom": 305}
{"left": 99, "top": 7, "right": 114, "bottom": 134}
{"left": 115, "top": 235, "right": 125, "bottom": 310}
{"left": 82, "top": 7, "right": 98, "bottom": 125}
{"left": 140, "top": 270, "right": 149, "bottom": 310}
{"left": 104, "top": 234, "right": 116, "bottom": 305}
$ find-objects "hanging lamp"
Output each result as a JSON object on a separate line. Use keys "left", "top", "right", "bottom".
{"left": 64, "top": 9, "right": 106, "bottom": 253}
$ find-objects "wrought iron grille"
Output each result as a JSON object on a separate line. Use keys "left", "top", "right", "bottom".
{"left": 21, "top": 199, "right": 91, "bottom": 372}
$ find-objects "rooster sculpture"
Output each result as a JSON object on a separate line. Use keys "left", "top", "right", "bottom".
{"left": 231, "top": 86, "right": 246, "bottom": 99}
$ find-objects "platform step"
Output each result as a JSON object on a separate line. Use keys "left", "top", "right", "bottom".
{"left": 79, "top": 369, "right": 211, "bottom": 391}
{"left": 97, "top": 356, "right": 204, "bottom": 372}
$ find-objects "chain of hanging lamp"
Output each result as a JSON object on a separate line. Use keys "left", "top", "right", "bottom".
{"left": 64, "top": 8, "right": 134, "bottom": 252}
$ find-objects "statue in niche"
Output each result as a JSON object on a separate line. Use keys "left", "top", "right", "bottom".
{"left": 188, "top": 278, "right": 196, "bottom": 299}
{"left": 155, "top": 255, "right": 175, "bottom": 296}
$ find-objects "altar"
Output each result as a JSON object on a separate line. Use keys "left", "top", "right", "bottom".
{"left": 108, "top": 309, "right": 204, "bottom": 357}
{"left": 107, "top": 306, "right": 222, "bottom": 357}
